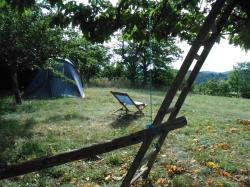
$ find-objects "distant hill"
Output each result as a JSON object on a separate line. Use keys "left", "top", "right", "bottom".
{"left": 194, "top": 71, "right": 230, "bottom": 84}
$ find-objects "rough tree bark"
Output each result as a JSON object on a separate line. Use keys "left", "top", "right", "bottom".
{"left": 10, "top": 65, "right": 22, "bottom": 105}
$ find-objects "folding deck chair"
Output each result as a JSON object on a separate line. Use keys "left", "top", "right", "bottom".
{"left": 111, "top": 91, "right": 147, "bottom": 115}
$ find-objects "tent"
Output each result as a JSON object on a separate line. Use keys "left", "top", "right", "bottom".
{"left": 24, "top": 58, "right": 85, "bottom": 98}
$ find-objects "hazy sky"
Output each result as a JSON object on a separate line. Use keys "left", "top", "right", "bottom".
{"left": 174, "top": 39, "right": 250, "bottom": 72}
{"left": 76, "top": 0, "right": 250, "bottom": 72}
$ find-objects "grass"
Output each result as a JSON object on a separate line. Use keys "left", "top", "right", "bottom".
{"left": 0, "top": 87, "right": 249, "bottom": 187}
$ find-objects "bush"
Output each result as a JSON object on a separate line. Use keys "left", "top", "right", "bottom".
{"left": 151, "top": 68, "right": 175, "bottom": 88}
{"left": 89, "top": 78, "right": 131, "bottom": 88}
{"left": 229, "top": 62, "right": 250, "bottom": 98}
{"left": 102, "top": 64, "right": 125, "bottom": 80}
{"left": 193, "top": 79, "right": 231, "bottom": 96}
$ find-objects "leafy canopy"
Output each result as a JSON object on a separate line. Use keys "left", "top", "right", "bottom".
{"left": 0, "top": 6, "right": 65, "bottom": 70}
{"left": 2, "top": 0, "right": 250, "bottom": 50}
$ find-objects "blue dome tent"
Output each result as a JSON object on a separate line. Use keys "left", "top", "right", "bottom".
{"left": 24, "top": 59, "right": 85, "bottom": 98}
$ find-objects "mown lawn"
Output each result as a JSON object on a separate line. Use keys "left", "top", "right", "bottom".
{"left": 0, "top": 87, "right": 249, "bottom": 187}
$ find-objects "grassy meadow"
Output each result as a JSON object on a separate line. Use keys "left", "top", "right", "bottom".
{"left": 0, "top": 87, "right": 249, "bottom": 187}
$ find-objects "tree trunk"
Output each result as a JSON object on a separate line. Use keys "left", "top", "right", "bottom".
{"left": 130, "top": 63, "right": 137, "bottom": 87}
{"left": 142, "top": 63, "right": 148, "bottom": 87}
{"left": 10, "top": 66, "right": 22, "bottom": 105}
{"left": 130, "top": 70, "right": 136, "bottom": 87}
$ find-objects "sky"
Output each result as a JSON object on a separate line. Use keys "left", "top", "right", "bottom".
{"left": 174, "top": 39, "right": 250, "bottom": 72}
{"left": 76, "top": 0, "right": 250, "bottom": 72}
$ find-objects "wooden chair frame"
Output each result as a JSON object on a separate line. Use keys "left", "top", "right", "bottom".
{"left": 111, "top": 91, "right": 146, "bottom": 115}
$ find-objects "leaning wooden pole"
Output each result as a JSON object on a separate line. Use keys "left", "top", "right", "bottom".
{"left": 143, "top": 0, "right": 238, "bottom": 179}
{"left": 0, "top": 117, "right": 186, "bottom": 180}
{"left": 120, "top": 0, "right": 229, "bottom": 186}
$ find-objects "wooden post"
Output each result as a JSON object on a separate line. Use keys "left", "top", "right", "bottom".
{"left": 121, "top": 1, "right": 228, "bottom": 186}
{"left": 0, "top": 117, "right": 186, "bottom": 180}
{"left": 143, "top": 0, "right": 238, "bottom": 180}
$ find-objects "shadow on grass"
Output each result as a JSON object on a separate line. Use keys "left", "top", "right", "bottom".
{"left": 0, "top": 97, "right": 40, "bottom": 115}
{"left": 109, "top": 114, "right": 141, "bottom": 128}
{"left": 0, "top": 117, "right": 36, "bottom": 164}
{"left": 43, "top": 113, "right": 90, "bottom": 124}
{"left": 142, "top": 181, "right": 156, "bottom": 187}
{"left": 24, "top": 96, "right": 68, "bottom": 101}
{"left": 0, "top": 98, "right": 18, "bottom": 115}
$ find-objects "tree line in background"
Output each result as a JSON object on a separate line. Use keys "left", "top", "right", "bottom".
{"left": 1, "top": 0, "right": 250, "bottom": 104}
{"left": 193, "top": 62, "right": 250, "bottom": 98}
{"left": 0, "top": 0, "right": 183, "bottom": 104}
{"left": 0, "top": 5, "right": 180, "bottom": 91}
